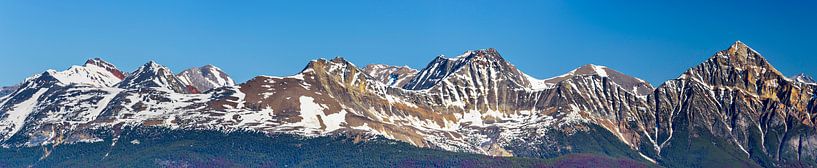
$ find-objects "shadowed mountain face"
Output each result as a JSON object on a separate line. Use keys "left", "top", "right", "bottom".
{"left": 0, "top": 41, "right": 813, "bottom": 167}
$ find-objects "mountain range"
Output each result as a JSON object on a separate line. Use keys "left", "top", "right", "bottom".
{"left": 0, "top": 41, "right": 815, "bottom": 167}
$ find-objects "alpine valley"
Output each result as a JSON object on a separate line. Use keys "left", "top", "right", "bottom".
{"left": 1, "top": 41, "right": 815, "bottom": 167}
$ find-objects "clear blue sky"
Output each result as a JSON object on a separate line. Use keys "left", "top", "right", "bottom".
{"left": 1, "top": 1, "right": 815, "bottom": 86}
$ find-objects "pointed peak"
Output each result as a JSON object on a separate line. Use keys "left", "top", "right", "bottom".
{"left": 729, "top": 40, "right": 747, "bottom": 49}
{"left": 543, "top": 64, "right": 654, "bottom": 95}
{"left": 84, "top": 58, "right": 113, "bottom": 66}
{"left": 404, "top": 48, "right": 529, "bottom": 90}
{"left": 300, "top": 57, "right": 360, "bottom": 75}
{"left": 480, "top": 48, "right": 498, "bottom": 54}
{"left": 36, "top": 58, "right": 124, "bottom": 86}
{"left": 573, "top": 64, "right": 609, "bottom": 77}
{"left": 139, "top": 60, "right": 167, "bottom": 71}
{"left": 196, "top": 64, "right": 224, "bottom": 72}
{"left": 432, "top": 55, "right": 451, "bottom": 62}
{"left": 118, "top": 60, "right": 193, "bottom": 93}
{"left": 791, "top": 73, "right": 816, "bottom": 84}
{"left": 330, "top": 56, "right": 350, "bottom": 63}
{"left": 676, "top": 41, "right": 787, "bottom": 87}
{"left": 707, "top": 40, "right": 775, "bottom": 71}
{"left": 546, "top": 64, "right": 614, "bottom": 82}
{"left": 83, "top": 58, "right": 126, "bottom": 80}
{"left": 128, "top": 61, "right": 172, "bottom": 78}
{"left": 303, "top": 59, "right": 321, "bottom": 70}
{"left": 180, "top": 64, "right": 223, "bottom": 74}
{"left": 722, "top": 40, "right": 760, "bottom": 58}
{"left": 146, "top": 60, "right": 159, "bottom": 66}
{"left": 176, "top": 64, "right": 235, "bottom": 92}
{"left": 451, "top": 48, "right": 506, "bottom": 63}
{"left": 578, "top": 64, "right": 606, "bottom": 69}
{"left": 306, "top": 57, "right": 353, "bottom": 66}
{"left": 461, "top": 48, "right": 498, "bottom": 55}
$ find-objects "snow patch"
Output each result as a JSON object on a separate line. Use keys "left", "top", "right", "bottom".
{"left": 591, "top": 64, "right": 609, "bottom": 77}
{"left": 0, "top": 88, "right": 47, "bottom": 140}
{"left": 298, "top": 96, "right": 347, "bottom": 133}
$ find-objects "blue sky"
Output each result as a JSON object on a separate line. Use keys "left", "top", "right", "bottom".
{"left": 1, "top": 1, "right": 815, "bottom": 86}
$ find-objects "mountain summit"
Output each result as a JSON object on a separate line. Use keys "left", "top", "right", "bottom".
{"left": 539, "top": 64, "right": 654, "bottom": 96}
{"left": 84, "top": 58, "right": 126, "bottom": 80}
{"left": 116, "top": 61, "right": 195, "bottom": 93}
{"left": 403, "top": 48, "right": 531, "bottom": 90}
{"left": 176, "top": 64, "right": 236, "bottom": 92}
{"left": 38, "top": 58, "right": 125, "bottom": 87}
{"left": 792, "top": 73, "right": 816, "bottom": 84}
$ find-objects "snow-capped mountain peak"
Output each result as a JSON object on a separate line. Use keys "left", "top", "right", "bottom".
{"left": 403, "top": 48, "right": 530, "bottom": 90}
{"left": 540, "top": 64, "right": 654, "bottom": 95}
{"left": 176, "top": 64, "right": 235, "bottom": 92}
{"left": 33, "top": 58, "right": 126, "bottom": 87}
{"left": 117, "top": 61, "right": 195, "bottom": 93}
{"left": 84, "top": 58, "right": 126, "bottom": 79}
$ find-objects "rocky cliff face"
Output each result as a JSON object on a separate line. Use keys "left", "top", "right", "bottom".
{"left": 0, "top": 42, "right": 813, "bottom": 167}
